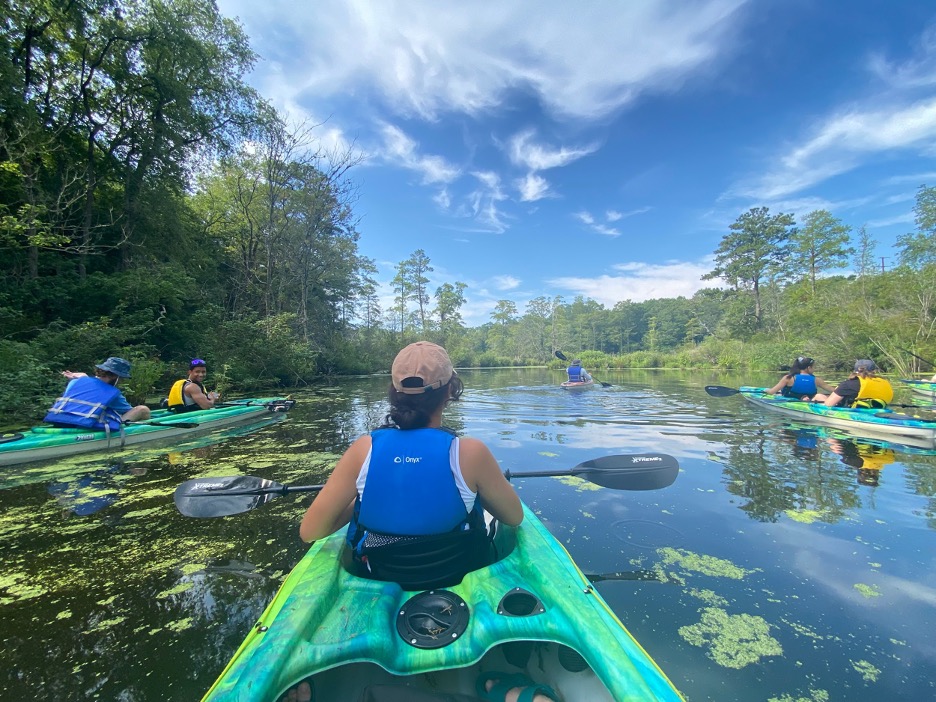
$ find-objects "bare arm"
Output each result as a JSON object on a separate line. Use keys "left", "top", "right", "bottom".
{"left": 62, "top": 370, "right": 88, "bottom": 380}
{"left": 816, "top": 377, "right": 836, "bottom": 393}
{"left": 823, "top": 391, "right": 844, "bottom": 407}
{"left": 184, "top": 383, "right": 219, "bottom": 409}
{"left": 460, "top": 438, "right": 523, "bottom": 527}
{"left": 299, "top": 435, "right": 371, "bottom": 542}
{"left": 767, "top": 376, "right": 790, "bottom": 395}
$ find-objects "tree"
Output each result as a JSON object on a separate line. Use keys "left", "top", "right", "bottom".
{"left": 393, "top": 249, "right": 433, "bottom": 336}
{"left": 791, "top": 210, "right": 853, "bottom": 295}
{"left": 702, "top": 207, "right": 795, "bottom": 328}
{"left": 896, "top": 185, "right": 936, "bottom": 269}
{"left": 434, "top": 281, "right": 467, "bottom": 347}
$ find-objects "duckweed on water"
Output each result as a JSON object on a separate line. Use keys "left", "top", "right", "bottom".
{"left": 553, "top": 475, "right": 602, "bottom": 491}
{"left": 851, "top": 659, "right": 881, "bottom": 682}
{"left": 657, "top": 547, "right": 754, "bottom": 579}
{"left": 538, "top": 451, "right": 559, "bottom": 457}
{"left": 784, "top": 509, "right": 827, "bottom": 524}
{"left": 854, "top": 583, "right": 881, "bottom": 598}
{"left": 767, "top": 690, "right": 829, "bottom": 702}
{"left": 687, "top": 588, "right": 729, "bottom": 608}
{"left": 679, "top": 607, "right": 782, "bottom": 669}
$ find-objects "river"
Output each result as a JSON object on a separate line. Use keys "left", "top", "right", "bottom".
{"left": 1, "top": 368, "right": 934, "bottom": 701}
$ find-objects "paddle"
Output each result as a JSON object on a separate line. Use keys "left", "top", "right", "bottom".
{"left": 125, "top": 419, "right": 200, "bottom": 429}
{"left": 174, "top": 453, "right": 680, "bottom": 519}
{"left": 705, "top": 385, "right": 933, "bottom": 411}
{"left": 218, "top": 399, "right": 296, "bottom": 411}
{"left": 554, "top": 351, "right": 612, "bottom": 387}
{"left": 899, "top": 347, "right": 935, "bottom": 369}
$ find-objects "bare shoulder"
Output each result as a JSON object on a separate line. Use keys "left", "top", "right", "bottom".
{"left": 459, "top": 436, "right": 496, "bottom": 462}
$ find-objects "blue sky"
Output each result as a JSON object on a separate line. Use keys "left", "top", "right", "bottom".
{"left": 216, "top": 0, "right": 936, "bottom": 325}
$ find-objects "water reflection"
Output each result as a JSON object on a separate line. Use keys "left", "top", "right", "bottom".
{"left": 2, "top": 370, "right": 936, "bottom": 701}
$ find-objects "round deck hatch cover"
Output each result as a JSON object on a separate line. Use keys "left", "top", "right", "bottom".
{"left": 397, "top": 590, "right": 469, "bottom": 649}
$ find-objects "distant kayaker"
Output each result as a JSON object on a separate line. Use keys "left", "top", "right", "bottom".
{"left": 167, "top": 358, "right": 220, "bottom": 413}
{"left": 812, "top": 359, "right": 894, "bottom": 408}
{"left": 44, "top": 357, "right": 151, "bottom": 430}
{"left": 299, "top": 341, "right": 523, "bottom": 579}
{"left": 767, "top": 356, "right": 835, "bottom": 399}
{"left": 566, "top": 359, "right": 593, "bottom": 384}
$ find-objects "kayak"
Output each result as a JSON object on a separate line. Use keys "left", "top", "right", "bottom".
{"left": 561, "top": 379, "right": 595, "bottom": 389}
{"left": 201, "top": 503, "right": 683, "bottom": 701}
{"left": 900, "top": 379, "right": 936, "bottom": 402}
{"left": 739, "top": 387, "right": 936, "bottom": 444}
{"left": 0, "top": 398, "right": 293, "bottom": 467}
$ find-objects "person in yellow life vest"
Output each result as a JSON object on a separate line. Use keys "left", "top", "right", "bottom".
{"left": 167, "top": 359, "right": 220, "bottom": 413}
{"left": 813, "top": 359, "right": 894, "bottom": 408}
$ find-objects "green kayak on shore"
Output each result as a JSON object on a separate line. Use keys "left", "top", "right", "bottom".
{"left": 200, "top": 502, "right": 683, "bottom": 702}
{"left": 0, "top": 398, "right": 293, "bottom": 467}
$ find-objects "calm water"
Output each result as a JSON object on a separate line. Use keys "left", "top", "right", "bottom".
{"left": 2, "top": 369, "right": 935, "bottom": 701}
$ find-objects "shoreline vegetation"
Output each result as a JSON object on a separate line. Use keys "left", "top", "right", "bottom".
{"left": 2, "top": 2, "right": 935, "bottom": 424}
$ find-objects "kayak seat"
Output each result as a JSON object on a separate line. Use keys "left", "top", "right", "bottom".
{"left": 342, "top": 526, "right": 494, "bottom": 591}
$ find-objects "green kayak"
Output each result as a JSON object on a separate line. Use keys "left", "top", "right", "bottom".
{"left": 739, "top": 387, "right": 936, "bottom": 444}
{"left": 199, "top": 502, "right": 682, "bottom": 702}
{"left": 0, "top": 398, "right": 293, "bottom": 467}
{"left": 900, "top": 379, "right": 936, "bottom": 402}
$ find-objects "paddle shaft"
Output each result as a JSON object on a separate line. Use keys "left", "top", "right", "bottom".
{"left": 705, "top": 385, "right": 935, "bottom": 411}
{"left": 900, "top": 347, "right": 935, "bottom": 369}
{"left": 125, "top": 419, "right": 200, "bottom": 428}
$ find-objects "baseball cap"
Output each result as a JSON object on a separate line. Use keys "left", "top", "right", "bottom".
{"left": 854, "top": 359, "right": 877, "bottom": 372}
{"left": 391, "top": 342, "right": 454, "bottom": 394}
{"left": 190, "top": 358, "right": 207, "bottom": 369}
{"left": 796, "top": 356, "right": 815, "bottom": 367}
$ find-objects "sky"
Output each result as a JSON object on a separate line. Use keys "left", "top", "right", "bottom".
{"left": 215, "top": 0, "right": 936, "bottom": 326}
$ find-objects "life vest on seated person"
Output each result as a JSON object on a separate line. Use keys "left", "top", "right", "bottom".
{"left": 167, "top": 379, "right": 206, "bottom": 413}
{"left": 345, "top": 427, "right": 489, "bottom": 587}
{"left": 567, "top": 365, "right": 586, "bottom": 382}
{"left": 783, "top": 374, "right": 817, "bottom": 398}
{"left": 43, "top": 376, "right": 123, "bottom": 431}
{"left": 851, "top": 376, "right": 894, "bottom": 409}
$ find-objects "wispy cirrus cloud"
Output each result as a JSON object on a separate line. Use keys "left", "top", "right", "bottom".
{"left": 730, "top": 24, "right": 936, "bottom": 201}
{"left": 491, "top": 275, "right": 521, "bottom": 290}
{"left": 378, "top": 124, "right": 461, "bottom": 184}
{"left": 574, "top": 207, "right": 650, "bottom": 237}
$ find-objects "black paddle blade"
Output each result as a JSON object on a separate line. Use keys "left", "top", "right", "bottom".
{"left": 576, "top": 453, "right": 678, "bottom": 490}
{"left": 174, "top": 475, "right": 284, "bottom": 518}
{"left": 555, "top": 350, "right": 568, "bottom": 361}
{"left": 507, "top": 453, "right": 679, "bottom": 491}
{"left": 704, "top": 385, "right": 741, "bottom": 397}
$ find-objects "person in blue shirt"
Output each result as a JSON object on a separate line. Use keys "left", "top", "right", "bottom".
{"left": 44, "top": 357, "right": 151, "bottom": 430}
{"left": 767, "top": 356, "right": 835, "bottom": 400}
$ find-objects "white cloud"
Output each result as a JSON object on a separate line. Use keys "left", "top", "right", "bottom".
{"left": 606, "top": 210, "right": 623, "bottom": 222}
{"left": 879, "top": 172, "right": 936, "bottom": 187}
{"left": 729, "top": 25, "right": 936, "bottom": 201}
{"left": 866, "top": 212, "right": 914, "bottom": 229}
{"left": 549, "top": 260, "right": 721, "bottom": 305}
{"left": 378, "top": 124, "right": 461, "bottom": 184}
{"left": 572, "top": 208, "right": 650, "bottom": 237}
{"left": 219, "top": 0, "right": 749, "bottom": 122}
{"left": 491, "top": 275, "right": 521, "bottom": 291}
{"left": 516, "top": 173, "right": 551, "bottom": 202}
{"left": 507, "top": 129, "right": 599, "bottom": 170}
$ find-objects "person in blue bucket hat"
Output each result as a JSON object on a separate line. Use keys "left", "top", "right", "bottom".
{"left": 44, "top": 356, "right": 151, "bottom": 431}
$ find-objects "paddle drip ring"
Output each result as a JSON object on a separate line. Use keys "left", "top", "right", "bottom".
{"left": 397, "top": 590, "right": 469, "bottom": 649}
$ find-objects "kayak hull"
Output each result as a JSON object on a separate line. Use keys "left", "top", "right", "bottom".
{"left": 0, "top": 398, "right": 290, "bottom": 467}
{"left": 560, "top": 380, "right": 595, "bottom": 389}
{"left": 202, "top": 504, "right": 682, "bottom": 701}
{"left": 739, "top": 387, "right": 936, "bottom": 444}
{"left": 901, "top": 379, "right": 936, "bottom": 402}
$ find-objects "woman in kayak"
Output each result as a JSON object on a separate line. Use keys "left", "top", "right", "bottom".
{"left": 300, "top": 340, "right": 523, "bottom": 562}
{"left": 812, "top": 359, "right": 894, "bottom": 408}
{"left": 767, "top": 356, "right": 835, "bottom": 400}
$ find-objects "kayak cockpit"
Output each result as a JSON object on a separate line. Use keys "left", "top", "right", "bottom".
{"left": 279, "top": 640, "right": 616, "bottom": 702}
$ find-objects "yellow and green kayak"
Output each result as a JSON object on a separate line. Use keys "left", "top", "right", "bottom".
{"left": 201, "top": 502, "right": 683, "bottom": 701}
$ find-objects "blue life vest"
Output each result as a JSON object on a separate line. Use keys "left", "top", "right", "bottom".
{"left": 567, "top": 365, "right": 584, "bottom": 382}
{"left": 43, "top": 376, "right": 123, "bottom": 430}
{"left": 347, "top": 427, "right": 474, "bottom": 551}
{"left": 783, "top": 374, "right": 817, "bottom": 398}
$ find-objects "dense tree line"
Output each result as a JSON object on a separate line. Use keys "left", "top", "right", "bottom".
{"left": 2, "top": 1, "right": 935, "bottom": 425}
